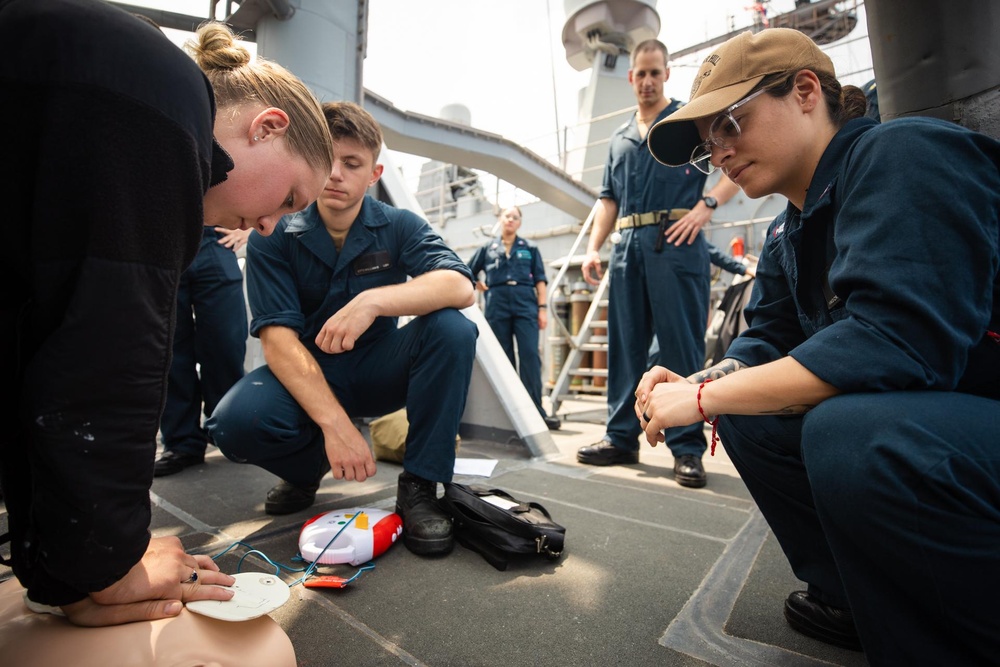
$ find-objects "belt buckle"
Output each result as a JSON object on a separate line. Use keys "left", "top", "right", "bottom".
{"left": 505, "top": 280, "right": 518, "bottom": 286}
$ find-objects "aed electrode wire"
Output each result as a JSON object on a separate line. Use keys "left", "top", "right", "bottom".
{"left": 209, "top": 513, "right": 375, "bottom": 588}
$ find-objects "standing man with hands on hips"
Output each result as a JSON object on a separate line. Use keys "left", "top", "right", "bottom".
{"left": 576, "top": 38, "right": 739, "bottom": 488}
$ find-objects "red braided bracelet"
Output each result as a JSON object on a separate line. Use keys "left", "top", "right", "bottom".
{"left": 697, "top": 379, "right": 720, "bottom": 456}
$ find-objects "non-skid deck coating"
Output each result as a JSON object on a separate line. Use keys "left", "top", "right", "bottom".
{"left": 0, "top": 399, "right": 869, "bottom": 666}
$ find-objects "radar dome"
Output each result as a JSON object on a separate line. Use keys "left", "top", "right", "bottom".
{"left": 562, "top": 0, "right": 661, "bottom": 71}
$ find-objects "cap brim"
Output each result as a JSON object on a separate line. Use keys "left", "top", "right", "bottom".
{"left": 648, "top": 77, "right": 764, "bottom": 167}
{"left": 648, "top": 120, "right": 702, "bottom": 167}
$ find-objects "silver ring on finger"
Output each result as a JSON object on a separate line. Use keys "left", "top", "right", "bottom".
{"left": 184, "top": 569, "right": 198, "bottom": 584}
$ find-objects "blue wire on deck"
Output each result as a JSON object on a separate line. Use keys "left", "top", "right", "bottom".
{"left": 211, "top": 512, "right": 374, "bottom": 587}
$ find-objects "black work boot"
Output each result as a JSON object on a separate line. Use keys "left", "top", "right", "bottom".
{"left": 264, "top": 459, "right": 331, "bottom": 515}
{"left": 395, "top": 471, "right": 453, "bottom": 556}
{"left": 265, "top": 479, "right": 320, "bottom": 515}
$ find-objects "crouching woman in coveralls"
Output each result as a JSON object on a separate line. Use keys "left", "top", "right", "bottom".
{"left": 639, "top": 29, "right": 1000, "bottom": 664}
{"left": 468, "top": 206, "right": 559, "bottom": 430}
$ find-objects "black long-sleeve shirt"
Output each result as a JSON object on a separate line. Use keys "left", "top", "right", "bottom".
{"left": 1, "top": 0, "right": 218, "bottom": 606}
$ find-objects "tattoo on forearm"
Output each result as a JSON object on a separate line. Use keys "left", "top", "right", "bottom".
{"left": 760, "top": 404, "right": 816, "bottom": 415}
{"left": 688, "top": 359, "right": 746, "bottom": 384}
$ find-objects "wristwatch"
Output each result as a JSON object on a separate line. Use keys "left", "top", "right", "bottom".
{"left": 702, "top": 196, "right": 718, "bottom": 209}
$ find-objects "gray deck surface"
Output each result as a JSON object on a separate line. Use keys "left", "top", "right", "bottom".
{"left": 0, "top": 398, "right": 870, "bottom": 666}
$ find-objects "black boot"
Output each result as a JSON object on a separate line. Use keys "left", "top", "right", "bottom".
{"left": 784, "top": 591, "right": 863, "bottom": 651}
{"left": 153, "top": 450, "right": 205, "bottom": 477}
{"left": 674, "top": 454, "right": 707, "bottom": 488}
{"left": 395, "top": 471, "right": 453, "bottom": 556}
{"left": 264, "top": 459, "right": 331, "bottom": 515}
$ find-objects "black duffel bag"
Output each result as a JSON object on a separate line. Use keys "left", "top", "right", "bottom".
{"left": 440, "top": 483, "right": 565, "bottom": 571}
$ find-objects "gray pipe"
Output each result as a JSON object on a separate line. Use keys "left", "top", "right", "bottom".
{"left": 865, "top": 0, "right": 1000, "bottom": 139}
{"left": 263, "top": 0, "right": 295, "bottom": 20}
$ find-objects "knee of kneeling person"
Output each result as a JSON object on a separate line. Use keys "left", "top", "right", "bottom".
{"left": 801, "top": 394, "right": 890, "bottom": 493}
{"left": 716, "top": 413, "right": 762, "bottom": 455}
{"left": 206, "top": 409, "right": 257, "bottom": 462}
{"left": 802, "top": 394, "right": 882, "bottom": 456}
{"left": 423, "top": 309, "right": 479, "bottom": 349}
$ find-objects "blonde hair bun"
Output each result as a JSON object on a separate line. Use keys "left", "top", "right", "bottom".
{"left": 186, "top": 22, "right": 251, "bottom": 72}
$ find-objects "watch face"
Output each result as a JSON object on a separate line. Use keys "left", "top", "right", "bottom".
{"left": 704, "top": 196, "right": 718, "bottom": 209}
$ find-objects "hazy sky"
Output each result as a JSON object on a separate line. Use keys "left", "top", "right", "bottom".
{"left": 134, "top": 1, "right": 864, "bottom": 151}
{"left": 364, "top": 1, "right": 872, "bottom": 158}
{"left": 364, "top": 0, "right": 790, "bottom": 156}
{"left": 132, "top": 0, "right": 871, "bottom": 197}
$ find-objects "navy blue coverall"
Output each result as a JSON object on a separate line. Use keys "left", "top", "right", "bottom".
{"left": 159, "top": 228, "right": 247, "bottom": 458}
{"left": 208, "top": 197, "right": 478, "bottom": 486}
{"left": 468, "top": 236, "right": 548, "bottom": 418}
{"left": 601, "top": 100, "right": 710, "bottom": 457}
{"left": 719, "top": 117, "right": 1000, "bottom": 663}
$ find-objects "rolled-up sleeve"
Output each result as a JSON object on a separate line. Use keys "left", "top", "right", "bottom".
{"left": 531, "top": 246, "right": 547, "bottom": 285}
{"left": 395, "top": 212, "right": 474, "bottom": 283}
{"left": 246, "top": 228, "right": 306, "bottom": 337}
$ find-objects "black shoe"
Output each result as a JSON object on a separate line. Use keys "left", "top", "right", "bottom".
{"left": 784, "top": 591, "right": 863, "bottom": 651}
{"left": 395, "top": 472, "right": 453, "bottom": 556}
{"left": 265, "top": 479, "right": 320, "bottom": 515}
{"left": 153, "top": 450, "right": 205, "bottom": 477}
{"left": 543, "top": 415, "right": 562, "bottom": 431}
{"left": 576, "top": 441, "right": 638, "bottom": 466}
{"left": 674, "top": 454, "right": 707, "bottom": 488}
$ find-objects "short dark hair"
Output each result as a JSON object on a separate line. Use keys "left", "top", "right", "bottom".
{"left": 322, "top": 102, "right": 382, "bottom": 162}
{"left": 631, "top": 39, "right": 668, "bottom": 67}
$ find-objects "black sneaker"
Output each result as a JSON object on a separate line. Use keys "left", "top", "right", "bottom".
{"left": 153, "top": 450, "right": 205, "bottom": 477}
{"left": 395, "top": 472, "right": 453, "bottom": 556}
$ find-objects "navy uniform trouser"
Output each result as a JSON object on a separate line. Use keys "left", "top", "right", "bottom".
{"left": 719, "top": 391, "right": 1000, "bottom": 664}
{"left": 605, "top": 225, "right": 710, "bottom": 456}
{"left": 484, "top": 284, "right": 545, "bottom": 417}
{"left": 159, "top": 228, "right": 247, "bottom": 457}
{"left": 208, "top": 309, "right": 477, "bottom": 486}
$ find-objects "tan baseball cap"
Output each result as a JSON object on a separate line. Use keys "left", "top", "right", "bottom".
{"left": 648, "top": 28, "right": 835, "bottom": 167}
